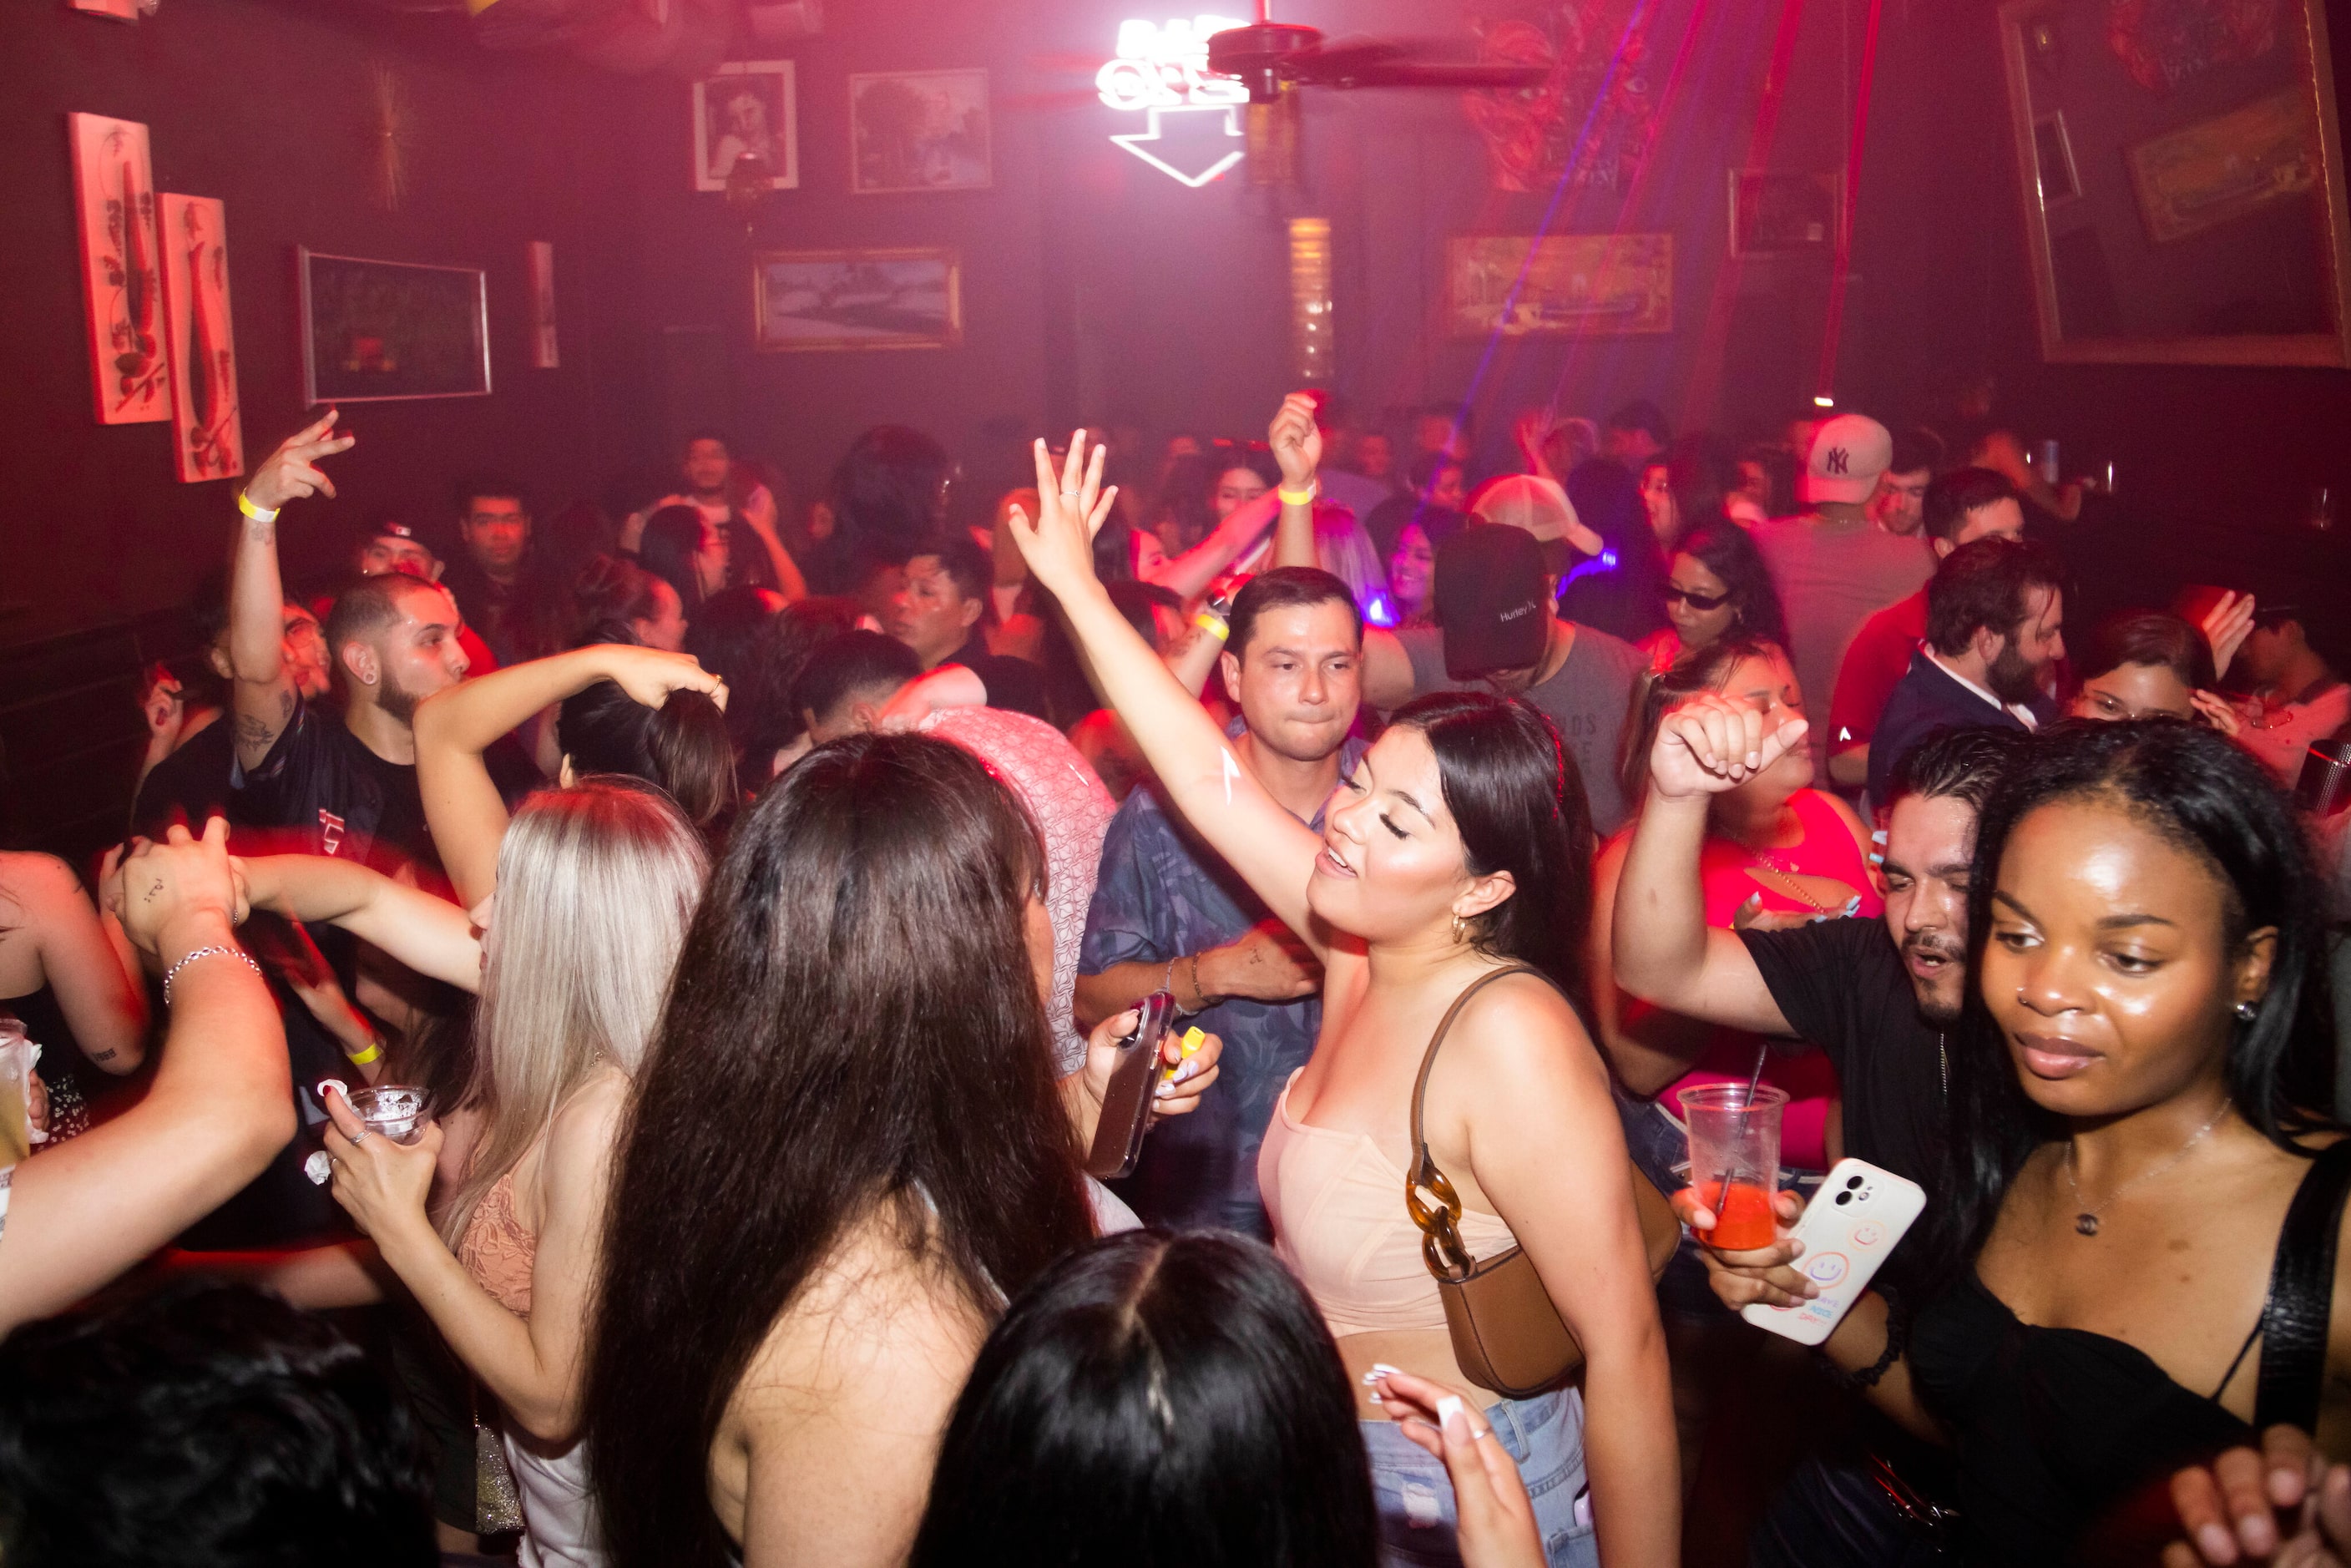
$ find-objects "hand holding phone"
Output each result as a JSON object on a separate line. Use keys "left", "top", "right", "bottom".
{"left": 1085, "top": 991, "right": 1175, "bottom": 1180}
{"left": 1739, "top": 1159, "right": 1925, "bottom": 1345}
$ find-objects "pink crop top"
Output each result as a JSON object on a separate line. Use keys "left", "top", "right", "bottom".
{"left": 1257, "top": 1070, "right": 1519, "bottom": 1338}
{"left": 456, "top": 1170, "right": 537, "bottom": 1318}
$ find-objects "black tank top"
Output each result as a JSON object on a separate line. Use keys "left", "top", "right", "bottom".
{"left": 1909, "top": 1141, "right": 2351, "bottom": 1563}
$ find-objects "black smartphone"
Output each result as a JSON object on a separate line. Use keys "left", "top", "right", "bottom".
{"left": 1084, "top": 990, "right": 1176, "bottom": 1180}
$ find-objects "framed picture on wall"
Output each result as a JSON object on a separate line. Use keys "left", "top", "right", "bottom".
{"left": 1727, "top": 170, "right": 1840, "bottom": 255}
{"left": 848, "top": 69, "right": 991, "bottom": 194}
{"left": 1443, "top": 234, "right": 1674, "bottom": 336}
{"left": 694, "top": 61, "right": 800, "bottom": 193}
{"left": 297, "top": 249, "right": 492, "bottom": 403}
{"left": 158, "top": 195, "right": 245, "bottom": 482}
{"left": 68, "top": 112, "right": 169, "bottom": 424}
{"left": 753, "top": 248, "right": 963, "bottom": 352}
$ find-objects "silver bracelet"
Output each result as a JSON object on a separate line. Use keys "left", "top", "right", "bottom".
{"left": 162, "top": 944, "right": 260, "bottom": 1006}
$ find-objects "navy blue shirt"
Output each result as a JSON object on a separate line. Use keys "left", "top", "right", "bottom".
{"left": 1079, "top": 731, "right": 1368, "bottom": 1237}
{"left": 1868, "top": 650, "right": 2048, "bottom": 803}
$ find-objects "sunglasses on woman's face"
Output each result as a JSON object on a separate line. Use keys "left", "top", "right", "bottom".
{"left": 1662, "top": 585, "right": 1732, "bottom": 612}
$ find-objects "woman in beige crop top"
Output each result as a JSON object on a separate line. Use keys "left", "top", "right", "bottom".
{"left": 1004, "top": 430, "right": 1677, "bottom": 1567}
{"left": 227, "top": 647, "right": 721, "bottom": 1565}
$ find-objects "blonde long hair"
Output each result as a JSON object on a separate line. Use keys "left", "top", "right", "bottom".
{"left": 437, "top": 776, "right": 709, "bottom": 1251}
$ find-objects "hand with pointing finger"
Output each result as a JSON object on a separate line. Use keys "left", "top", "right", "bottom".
{"left": 244, "top": 409, "right": 356, "bottom": 513}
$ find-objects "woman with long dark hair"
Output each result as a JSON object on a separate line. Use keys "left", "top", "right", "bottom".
{"left": 913, "top": 1230, "right": 1552, "bottom": 1568}
{"left": 1636, "top": 519, "right": 1788, "bottom": 675}
{"left": 1003, "top": 434, "right": 1676, "bottom": 1567}
{"left": 1698, "top": 717, "right": 2344, "bottom": 1561}
{"left": 581, "top": 736, "right": 1221, "bottom": 1568}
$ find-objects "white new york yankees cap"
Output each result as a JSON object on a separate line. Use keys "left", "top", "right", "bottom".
{"left": 1801, "top": 413, "right": 1893, "bottom": 506}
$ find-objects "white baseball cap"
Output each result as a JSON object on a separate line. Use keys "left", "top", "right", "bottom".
{"left": 1801, "top": 414, "right": 1893, "bottom": 506}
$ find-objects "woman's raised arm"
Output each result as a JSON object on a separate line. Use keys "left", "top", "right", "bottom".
{"left": 1005, "top": 435, "right": 1327, "bottom": 949}
{"left": 237, "top": 854, "right": 481, "bottom": 994}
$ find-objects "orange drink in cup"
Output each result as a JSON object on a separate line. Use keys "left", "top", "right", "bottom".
{"left": 1678, "top": 1081, "right": 1787, "bottom": 1252}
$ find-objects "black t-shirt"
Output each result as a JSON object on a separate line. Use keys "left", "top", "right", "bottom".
{"left": 1738, "top": 915, "right": 1947, "bottom": 1192}
{"left": 131, "top": 717, "right": 240, "bottom": 839}
{"left": 948, "top": 634, "right": 1052, "bottom": 725}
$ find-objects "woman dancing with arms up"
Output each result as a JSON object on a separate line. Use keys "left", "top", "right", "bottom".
{"left": 1004, "top": 434, "right": 1676, "bottom": 1568}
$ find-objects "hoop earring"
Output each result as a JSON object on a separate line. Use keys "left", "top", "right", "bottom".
{"left": 1452, "top": 913, "right": 1469, "bottom": 946}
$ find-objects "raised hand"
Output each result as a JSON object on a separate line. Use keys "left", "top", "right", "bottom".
{"left": 2191, "top": 690, "right": 2243, "bottom": 737}
{"left": 1004, "top": 432, "right": 1119, "bottom": 601}
{"left": 2202, "top": 591, "right": 2257, "bottom": 685}
{"left": 1268, "top": 392, "right": 1322, "bottom": 490}
{"left": 1650, "top": 691, "right": 1807, "bottom": 802}
{"left": 139, "top": 663, "right": 187, "bottom": 749}
{"left": 244, "top": 409, "right": 356, "bottom": 513}
{"left": 593, "top": 645, "right": 726, "bottom": 712}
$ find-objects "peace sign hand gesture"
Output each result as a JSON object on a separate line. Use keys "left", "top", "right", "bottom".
{"left": 244, "top": 409, "right": 356, "bottom": 513}
{"left": 1004, "top": 431, "right": 1120, "bottom": 602}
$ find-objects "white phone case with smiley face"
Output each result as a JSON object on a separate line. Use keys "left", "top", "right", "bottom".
{"left": 1740, "top": 1158, "right": 1926, "bottom": 1345}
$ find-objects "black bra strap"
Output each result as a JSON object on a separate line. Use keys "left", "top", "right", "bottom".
{"left": 2252, "top": 1140, "right": 2351, "bottom": 1434}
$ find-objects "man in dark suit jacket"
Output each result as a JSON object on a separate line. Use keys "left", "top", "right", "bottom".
{"left": 1868, "top": 535, "right": 2068, "bottom": 802}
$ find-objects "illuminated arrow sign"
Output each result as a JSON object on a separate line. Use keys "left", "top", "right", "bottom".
{"left": 1099, "top": 16, "right": 1248, "bottom": 185}
{"left": 1110, "top": 104, "right": 1245, "bottom": 187}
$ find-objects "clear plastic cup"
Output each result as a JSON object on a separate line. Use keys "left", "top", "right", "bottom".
{"left": 347, "top": 1085, "right": 430, "bottom": 1145}
{"left": 1679, "top": 1082, "right": 1787, "bottom": 1251}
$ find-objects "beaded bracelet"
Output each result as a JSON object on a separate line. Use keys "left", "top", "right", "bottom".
{"left": 162, "top": 944, "right": 261, "bottom": 1006}
{"left": 1823, "top": 1285, "right": 1907, "bottom": 1389}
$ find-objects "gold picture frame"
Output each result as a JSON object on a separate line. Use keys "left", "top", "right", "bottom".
{"left": 1443, "top": 234, "right": 1673, "bottom": 337}
{"left": 1997, "top": 0, "right": 2351, "bottom": 366}
{"left": 752, "top": 247, "right": 963, "bottom": 352}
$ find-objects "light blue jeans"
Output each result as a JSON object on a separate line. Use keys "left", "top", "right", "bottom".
{"left": 1360, "top": 1386, "right": 1599, "bottom": 1568}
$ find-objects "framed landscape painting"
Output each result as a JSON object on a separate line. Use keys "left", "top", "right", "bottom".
{"left": 1444, "top": 234, "right": 1674, "bottom": 336}
{"left": 849, "top": 69, "right": 991, "bottom": 194}
{"left": 754, "top": 248, "right": 963, "bottom": 352}
{"left": 298, "top": 250, "right": 491, "bottom": 404}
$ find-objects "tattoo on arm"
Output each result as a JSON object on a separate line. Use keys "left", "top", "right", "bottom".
{"left": 235, "top": 713, "right": 278, "bottom": 749}
{"left": 244, "top": 518, "right": 276, "bottom": 545}
{"left": 88, "top": 1048, "right": 117, "bottom": 1063}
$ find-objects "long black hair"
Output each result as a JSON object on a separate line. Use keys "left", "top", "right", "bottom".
{"left": 1922, "top": 719, "right": 2338, "bottom": 1295}
{"left": 911, "top": 1231, "right": 1381, "bottom": 1568}
{"left": 583, "top": 736, "right": 1095, "bottom": 1568}
{"left": 1672, "top": 518, "right": 1788, "bottom": 650}
{"left": 1388, "top": 690, "right": 1596, "bottom": 1020}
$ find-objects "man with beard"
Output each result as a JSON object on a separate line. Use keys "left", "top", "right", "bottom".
{"left": 227, "top": 413, "right": 528, "bottom": 881}
{"left": 1614, "top": 718, "right": 2026, "bottom": 1565}
{"left": 1864, "top": 535, "right": 2065, "bottom": 803}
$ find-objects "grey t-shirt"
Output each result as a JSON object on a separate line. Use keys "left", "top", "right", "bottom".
{"left": 1751, "top": 513, "right": 1934, "bottom": 787}
{"left": 1394, "top": 621, "right": 1646, "bottom": 836}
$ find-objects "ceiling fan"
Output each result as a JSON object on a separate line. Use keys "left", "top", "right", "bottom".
{"left": 1204, "top": 4, "right": 1550, "bottom": 104}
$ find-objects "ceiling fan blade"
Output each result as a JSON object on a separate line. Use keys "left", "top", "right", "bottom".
{"left": 1297, "top": 59, "right": 1551, "bottom": 89}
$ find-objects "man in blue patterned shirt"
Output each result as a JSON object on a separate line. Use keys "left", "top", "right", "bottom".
{"left": 1077, "top": 568, "right": 1368, "bottom": 1237}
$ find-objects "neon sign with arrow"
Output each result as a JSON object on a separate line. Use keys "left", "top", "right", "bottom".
{"left": 1097, "top": 16, "right": 1251, "bottom": 185}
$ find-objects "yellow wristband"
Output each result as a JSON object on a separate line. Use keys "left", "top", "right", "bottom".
{"left": 344, "top": 1040, "right": 384, "bottom": 1067}
{"left": 1194, "top": 611, "right": 1229, "bottom": 641}
{"left": 1277, "top": 482, "right": 1318, "bottom": 506}
{"left": 236, "top": 491, "right": 279, "bottom": 524}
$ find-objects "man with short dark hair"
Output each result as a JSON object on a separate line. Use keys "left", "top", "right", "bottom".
{"left": 791, "top": 629, "right": 924, "bottom": 743}
{"left": 1079, "top": 566, "right": 1366, "bottom": 1237}
{"left": 1866, "top": 535, "right": 2065, "bottom": 802}
{"left": 346, "top": 520, "right": 498, "bottom": 675}
{"left": 887, "top": 535, "right": 1049, "bottom": 721}
{"left": 2230, "top": 603, "right": 2348, "bottom": 786}
{"left": 437, "top": 473, "right": 546, "bottom": 665}
{"left": 1752, "top": 413, "right": 1937, "bottom": 786}
{"left": 1867, "top": 427, "right": 1942, "bottom": 538}
{"left": 1604, "top": 398, "right": 1672, "bottom": 466}
{"left": 1828, "top": 467, "right": 2025, "bottom": 788}
{"left": 1617, "top": 714, "right": 2027, "bottom": 1561}
{"left": 621, "top": 431, "right": 806, "bottom": 601}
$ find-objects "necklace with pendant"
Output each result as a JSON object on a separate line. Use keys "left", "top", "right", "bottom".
{"left": 2061, "top": 1100, "right": 2232, "bottom": 1237}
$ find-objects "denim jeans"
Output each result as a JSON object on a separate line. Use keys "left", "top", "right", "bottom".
{"left": 1361, "top": 1387, "right": 1599, "bottom": 1568}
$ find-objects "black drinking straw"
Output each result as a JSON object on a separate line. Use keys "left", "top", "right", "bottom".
{"left": 1710, "top": 1044, "right": 1772, "bottom": 1221}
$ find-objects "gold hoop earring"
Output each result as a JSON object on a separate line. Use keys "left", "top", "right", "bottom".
{"left": 1451, "top": 913, "right": 1469, "bottom": 945}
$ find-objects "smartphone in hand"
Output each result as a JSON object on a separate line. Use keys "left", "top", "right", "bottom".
{"left": 1084, "top": 991, "right": 1176, "bottom": 1180}
{"left": 1740, "top": 1158, "right": 1925, "bottom": 1345}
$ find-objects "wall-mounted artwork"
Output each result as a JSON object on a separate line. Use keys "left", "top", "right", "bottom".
{"left": 1728, "top": 171, "right": 1842, "bottom": 255}
{"left": 1464, "top": 0, "right": 1661, "bottom": 193}
{"left": 753, "top": 248, "right": 962, "bottom": 351}
{"left": 1444, "top": 234, "right": 1674, "bottom": 336}
{"left": 298, "top": 249, "right": 492, "bottom": 404}
{"left": 1999, "top": 0, "right": 2351, "bottom": 365}
{"left": 849, "top": 69, "right": 991, "bottom": 194}
{"left": 68, "top": 113, "right": 168, "bottom": 425}
{"left": 694, "top": 61, "right": 800, "bottom": 192}
{"left": 528, "top": 240, "right": 559, "bottom": 369}
{"left": 158, "top": 195, "right": 243, "bottom": 483}
{"left": 2126, "top": 86, "right": 2317, "bottom": 242}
